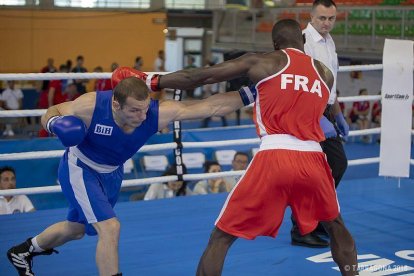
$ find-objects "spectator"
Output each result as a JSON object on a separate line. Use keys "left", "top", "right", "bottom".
{"left": 94, "top": 63, "right": 119, "bottom": 92}
{"left": 93, "top": 66, "right": 110, "bottom": 92}
{"left": 223, "top": 152, "right": 249, "bottom": 191}
{"left": 0, "top": 166, "right": 35, "bottom": 215}
{"left": 71, "top": 55, "right": 88, "bottom": 94}
{"left": 48, "top": 65, "right": 70, "bottom": 107}
{"left": 66, "top": 59, "right": 73, "bottom": 72}
{"left": 153, "top": 50, "right": 168, "bottom": 132}
{"left": 348, "top": 88, "right": 371, "bottom": 142}
{"left": 40, "top": 58, "right": 57, "bottom": 94}
{"left": 348, "top": 89, "right": 370, "bottom": 128}
{"left": 371, "top": 91, "right": 381, "bottom": 126}
{"left": 144, "top": 164, "right": 192, "bottom": 200}
{"left": 153, "top": 50, "right": 165, "bottom": 72}
{"left": 1, "top": 81, "right": 24, "bottom": 137}
{"left": 65, "top": 82, "right": 80, "bottom": 102}
{"left": 38, "top": 65, "right": 80, "bottom": 138}
{"left": 151, "top": 50, "right": 167, "bottom": 104}
{"left": 193, "top": 161, "right": 229, "bottom": 195}
{"left": 134, "top": 56, "right": 143, "bottom": 70}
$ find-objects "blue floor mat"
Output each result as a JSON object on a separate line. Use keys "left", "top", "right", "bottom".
{"left": 1, "top": 176, "right": 413, "bottom": 275}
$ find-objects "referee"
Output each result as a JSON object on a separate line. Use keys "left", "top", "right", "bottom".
{"left": 291, "top": 0, "right": 350, "bottom": 248}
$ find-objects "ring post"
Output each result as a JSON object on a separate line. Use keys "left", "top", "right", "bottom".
{"left": 379, "top": 39, "right": 413, "bottom": 178}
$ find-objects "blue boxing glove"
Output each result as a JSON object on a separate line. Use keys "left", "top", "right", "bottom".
{"left": 335, "top": 113, "right": 349, "bottom": 140}
{"left": 46, "top": 115, "right": 87, "bottom": 147}
{"left": 238, "top": 84, "right": 257, "bottom": 106}
{"left": 320, "top": 115, "right": 337, "bottom": 139}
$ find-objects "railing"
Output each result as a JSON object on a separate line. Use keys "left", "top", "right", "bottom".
{"left": 212, "top": 6, "right": 414, "bottom": 58}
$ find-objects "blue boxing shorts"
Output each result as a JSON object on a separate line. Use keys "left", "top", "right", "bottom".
{"left": 58, "top": 148, "right": 123, "bottom": 236}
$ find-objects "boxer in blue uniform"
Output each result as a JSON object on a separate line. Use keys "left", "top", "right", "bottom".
{"left": 7, "top": 72, "right": 257, "bottom": 276}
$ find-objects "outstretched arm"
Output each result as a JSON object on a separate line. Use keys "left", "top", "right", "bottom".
{"left": 158, "top": 91, "right": 245, "bottom": 130}
{"left": 159, "top": 53, "right": 258, "bottom": 90}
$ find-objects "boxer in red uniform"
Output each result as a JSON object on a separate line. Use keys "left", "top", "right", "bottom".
{"left": 120, "top": 19, "right": 357, "bottom": 276}
{"left": 110, "top": 19, "right": 357, "bottom": 276}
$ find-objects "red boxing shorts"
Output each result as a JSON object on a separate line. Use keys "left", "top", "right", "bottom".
{"left": 215, "top": 148, "right": 339, "bottom": 240}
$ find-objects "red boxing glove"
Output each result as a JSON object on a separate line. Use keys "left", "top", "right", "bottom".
{"left": 111, "top": 67, "right": 161, "bottom": 92}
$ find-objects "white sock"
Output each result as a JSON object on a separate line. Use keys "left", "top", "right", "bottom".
{"left": 31, "top": 236, "right": 45, "bottom": 253}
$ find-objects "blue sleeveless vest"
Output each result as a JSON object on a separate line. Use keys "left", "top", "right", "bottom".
{"left": 76, "top": 90, "right": 159, "bottom": 166}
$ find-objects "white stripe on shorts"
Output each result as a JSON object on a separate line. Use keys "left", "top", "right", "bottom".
{"left": 68, "top": 151, "right": 98, "bottom": 224}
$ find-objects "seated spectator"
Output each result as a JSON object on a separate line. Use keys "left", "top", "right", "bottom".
{"left": 0, "top": 166, "right": 35, "bottom": 215}
{"left": 223, "top": 152, "right": 249, "bottom": 191}
{"left": 348, "top": 89, "right": 371, "bottom": 142}
{"left": 144, "top": 164, "right": 191, "bottom": 200}
{"left": 1, "top": 81, "right": 24, "bottom": 137}
{"left": 348, "top": 89, "right": 370, "bottom": 128}
{"left": 371, "top": 92, "right": 381, "bottom": 125}
{"left": 193, "top": 161, "right": 229, "bottom": 195}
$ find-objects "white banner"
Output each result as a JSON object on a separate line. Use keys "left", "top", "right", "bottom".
{"left": 379, "top": 39, "right": 413, "bottom": 178}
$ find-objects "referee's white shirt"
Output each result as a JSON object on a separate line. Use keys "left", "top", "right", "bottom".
{"left": 303, "top": 22, "right": 338, "bottom": 105}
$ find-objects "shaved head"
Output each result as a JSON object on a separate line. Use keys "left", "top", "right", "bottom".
{"left": 271, "top": 19, "right": 304, "bottom": 51}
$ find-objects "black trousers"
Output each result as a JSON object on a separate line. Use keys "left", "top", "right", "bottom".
{"left": 320, "top": 136, "right": 348, "bottom": 188}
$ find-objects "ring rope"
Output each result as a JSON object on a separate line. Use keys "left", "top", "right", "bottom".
{"left": 0, "top": 161, "right": 381, "bottom": 197}
{"left": 0, "top": 95, "right": 384, "bottom": 118}
{"left": 0, "top": 72, "right": 168, "bottom": 81}
{"left": 338, "top": 95, "right": 381, "bottom": 103}
{"left": 0, "top": 130, "right": 386, "bottom": 161}
{"left": 0, "top": 64, "right": 384, "bottom": 81}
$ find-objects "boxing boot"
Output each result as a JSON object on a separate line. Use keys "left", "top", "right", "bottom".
{"left": 291, "top": 226, "right": 329, "bottom": 248}
{"left": 7, "top": 238, "right": 58, "bottom": 276}
{"left": 313, "top": 223, "right": 329, "bottom": 238}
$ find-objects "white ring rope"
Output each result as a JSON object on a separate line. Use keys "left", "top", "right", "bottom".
{"left": 338, "top": 95, "right": 381, "bottom": 103}
{"left": 0, "top": 139, "right": 260, "bottom": 161}
{"left": 3, "top": 163, "right": 386, "bottom": 197}
{"left": 0, "top": 128, "right": 385, "bottom": 161}
{"left": 337, "top": 64, "right": 383, "bottom": 72}
{"left": 0, "top": 171, "right": 243, "bottom": 196}
{"left": 0, "top": 95, "right": 384, "bottom": 118}
{"left": 0, "top": 65, "right": 383, "bottom": 81}
{"left": 0, "top": 64, "right": 411, "bottom": 197}
{"left": 0, "top": 72, "right": 168, "bottom": 81}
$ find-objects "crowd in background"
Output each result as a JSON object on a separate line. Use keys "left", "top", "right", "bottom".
{"left": 0, "top": 51, "right": 253, "bottom": 138}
